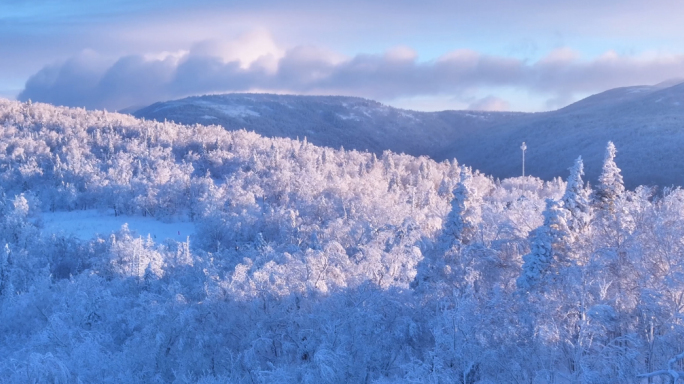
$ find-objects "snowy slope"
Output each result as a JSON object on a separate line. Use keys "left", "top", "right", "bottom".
{"left": 135, "top": 82, "right": 684, "bottom": 188}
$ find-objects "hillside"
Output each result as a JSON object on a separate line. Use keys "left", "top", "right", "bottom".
{"left": 135, "top": 82, "right": 684, "bottom": 188}
{"left": 3, "top": 98, "right": 684, "bottom": 382}
{"left": 449, "top": 80, "right": 684, "bottom": 188}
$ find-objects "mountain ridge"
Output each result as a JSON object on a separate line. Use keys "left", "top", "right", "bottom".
{"left": 134, "top": 83, "right": 684, "bottom": 188}
{"left": 134, "top": 93, "right": 526, "bottom": 160}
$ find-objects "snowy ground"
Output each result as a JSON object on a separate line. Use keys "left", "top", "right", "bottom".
{"left": 39, "top": 209, "right": 196, "bottom": 241}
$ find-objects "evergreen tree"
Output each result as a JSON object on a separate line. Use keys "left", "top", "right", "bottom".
{"left": 517, "top": 199, "right": 570, "bottom": 292}
{"left": 412, "top": 167, "right": 482, "bottom": 291}
{"left": 594, "top": 141, "right": 625, "bottom": 213}
{"left": 561, "top": 156, "right": 592, "bottom": 237}
{"left": 442, "top": 166, "right": 481, "bottom": 247}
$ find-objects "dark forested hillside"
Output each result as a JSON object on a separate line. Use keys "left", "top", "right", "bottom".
{"left": 133, "top": 93, "right": 525, "bottom": 163}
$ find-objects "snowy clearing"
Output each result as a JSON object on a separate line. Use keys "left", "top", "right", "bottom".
{"left": 39, "top": 209, "right": 195, "bottom": 241}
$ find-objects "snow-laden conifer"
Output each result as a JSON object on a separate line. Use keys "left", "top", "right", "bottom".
{"left": 412, "top": 167, "right": 482, "bottom": 291}
{"left": 594, "top": 141, "right": 625, "bottom": 213}
{"left": 561, "top": 156, "right": 592, "bottom": 236}
{"left": 442, "top": 166, "right": 481, "bottom": 246}
{"left": 517, "top": 199, "right": 569, "bottom": 292}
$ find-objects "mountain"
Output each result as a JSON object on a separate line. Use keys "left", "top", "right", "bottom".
{"left": 133, "top": 94, "right": 525, "bottom": 159}
{"left": 134, "top": 82, "right": 684, "bottom": 188}
{"left": 450, "top": 80, "right": 684, "bottom": 188}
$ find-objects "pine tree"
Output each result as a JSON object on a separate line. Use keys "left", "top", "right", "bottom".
{"left": 594, "top": 141, "right": 625, "bottom": 213}
{"left": 442, "top": 166, "right": 481, "bottom": 247}
{"left": 561, "top": 156, "right": 592, "bottom": 237}
{"left": 517, "top": 199, "right": 570, "bottom": 292}
{"left": 412, "top": 167, "right": 481, "bottom": 291}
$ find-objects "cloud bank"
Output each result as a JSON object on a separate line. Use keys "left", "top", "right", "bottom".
{"left": 17, "top": 34, "right": 684, "bottom": 111}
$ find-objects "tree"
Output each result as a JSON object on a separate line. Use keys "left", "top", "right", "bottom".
{"left": 517, "top": 198, "right": 570, "bottom": 292}
{"left": 594, "top": 141, "right": 624, "bottom": 213}
{"left": 561, "top": 156, "right": 592, "bottom": 237}
{"left": 442, "top": 166, "right": 482, "bottom": 247}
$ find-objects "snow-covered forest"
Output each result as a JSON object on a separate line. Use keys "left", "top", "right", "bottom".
{"left": 1, "top": 98, "right": 684, "bottom": 383}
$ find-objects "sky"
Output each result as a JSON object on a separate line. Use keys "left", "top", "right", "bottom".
{"left": 3, "top": 0, "right": 684, "bottom": 112}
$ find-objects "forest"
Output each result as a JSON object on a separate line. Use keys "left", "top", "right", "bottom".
{"left": 0, "top": 98, "right": 683, "bottom": 383}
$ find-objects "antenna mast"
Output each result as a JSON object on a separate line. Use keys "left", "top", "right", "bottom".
{"left": 521, "top": 142, "right": 527, "bottom": 177}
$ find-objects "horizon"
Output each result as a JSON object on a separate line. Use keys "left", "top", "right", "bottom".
{"left": 6, "top": 80, "right": 680, "bottom": 115}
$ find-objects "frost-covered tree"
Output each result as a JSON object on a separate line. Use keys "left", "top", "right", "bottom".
{"left": 1, "top": 98, "right": 684, "bottom": 382}
{"left": 594, "top": 141, "right": 625, "bottom": 213}
{"left": 412, "top": 166, "right": 487, "bottom": 292}
{"left": 517, "top": 198, "right": 569, "bottom": 292}
{"left": 442, "top": 166, "right": 482, "bottom": 247}
{"left": 561, "top": 156, "right": 593, "bottom": 238}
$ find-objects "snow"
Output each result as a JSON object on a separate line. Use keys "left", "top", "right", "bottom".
{"left": 627, "top": 87, "right": 650, "bottom": 93}
{"left": 336, "top": 113, "right": 359, "bottom": 121}
{"left": 398, "top": 111, "right": 417, "bottom": 120}
{"left": 197, "top": 101, "right": 260, "bottom": 118}
{"left": 39, "top": 209, "right": 195, "bottom": 241}
{"left": 4, "top": 97, "right": 684, "bottom": 382}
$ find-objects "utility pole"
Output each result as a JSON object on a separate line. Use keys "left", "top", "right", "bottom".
{"left": 521, "top": 142, "right": 527, "bottom": 177}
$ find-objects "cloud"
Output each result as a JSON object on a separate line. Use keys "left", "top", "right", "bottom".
{"left": 17, "top": 39, "right": 684, "bottom": 111}
{"left": 529, "top": 50, "right": 684, "bottom": 99}
{"left": 8, "top": 0, "right": 684, "bottom": 112}
{"left": 468, "top": 96, "right": 510, "bottom": 111}
{"left": 188, "top": 30, "right": 284, "bottom": 72}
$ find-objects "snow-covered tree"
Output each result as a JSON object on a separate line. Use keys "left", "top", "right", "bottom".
{"left": 561, "top": 156, "right": 593, "bottom": 237}
{"left": 0, "top": 98, "right": 682, "bottom": 382}
{"left": 594, "top": 141, "right": 625, "bottom": 213}
{"left": 517, "top": 198, "right": 570, "bottom": 292}
{"left": 441, "top": 166, "right": 482, "bottom": 247}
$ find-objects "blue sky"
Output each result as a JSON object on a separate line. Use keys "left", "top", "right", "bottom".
{"left": 3, "top": 0, "right": 684, "bottom": 111}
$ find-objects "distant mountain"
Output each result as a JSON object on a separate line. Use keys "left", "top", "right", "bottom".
{"left": 448, "top": 80, "right": 684, "bottom": 188}
{"left": 133, "top": 94, "right": 526, "bottom": 160}
{"left": 135, "top": 82, "right": 684, "bottom": 188}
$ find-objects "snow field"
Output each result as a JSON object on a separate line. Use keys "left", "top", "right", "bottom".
{"left": 40, "top": 209, "right": 195, "bottom": 241}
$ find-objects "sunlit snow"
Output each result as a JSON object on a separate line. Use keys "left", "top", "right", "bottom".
{"left": 40, "top": 210, "right": 195, "bottom": 241}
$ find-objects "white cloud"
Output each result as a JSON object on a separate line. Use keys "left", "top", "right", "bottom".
{"left": 189, "top": 30, "right": 284, "bottom": 72}
{"left": 468, "top": 96, "right": 510, "bottom": 111}
{"left": 17, "top": 40, "right": 684, "bottom": 111}
{"left": 538, "top": 47, "right": 580, "bottom": 64}
{"left": 142, "top": 50, "right": 189, "bottom": 63}
{"left": 384, "top": 46, "right": 418, "bottom": 62}
{"left": 7, "top": 0, "right": 684, "bottom": 113}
